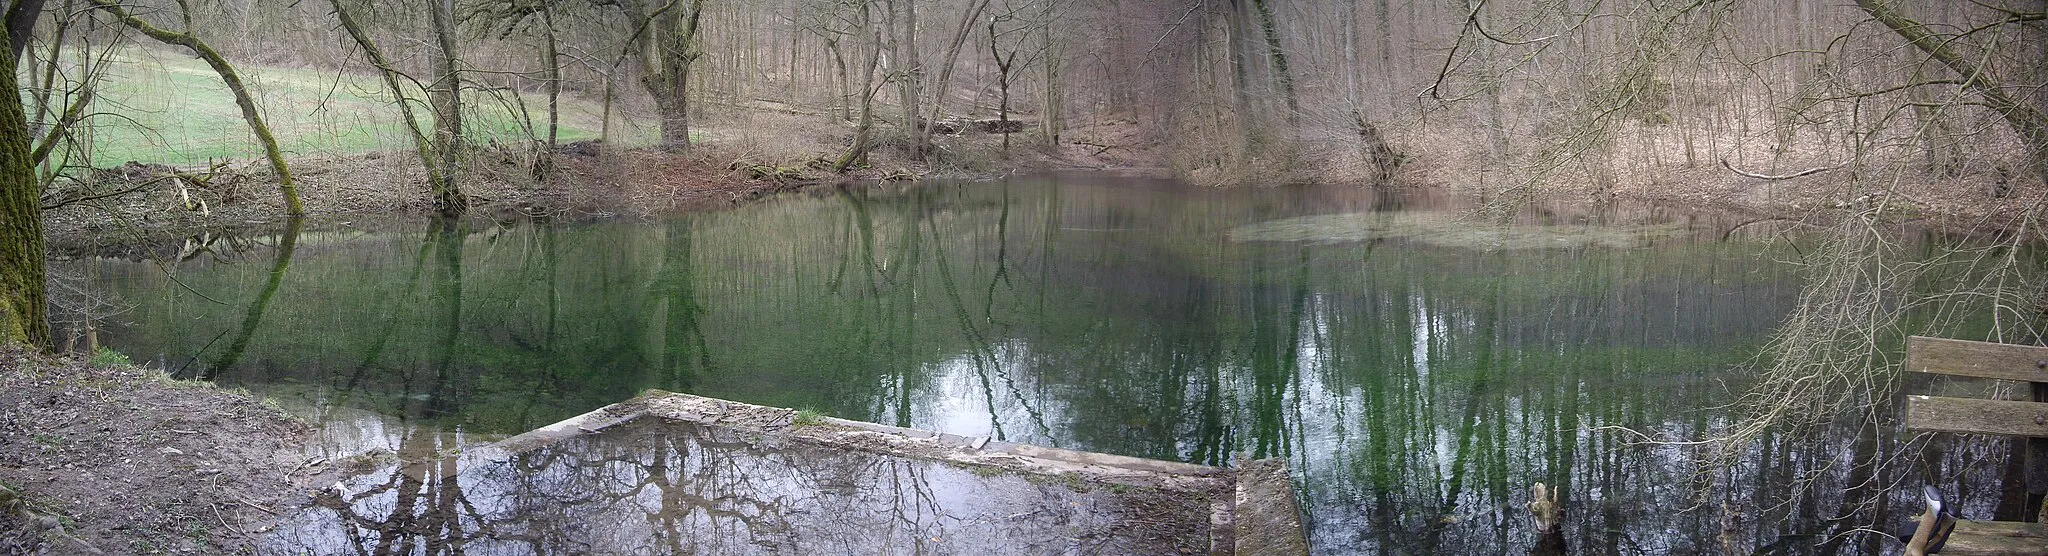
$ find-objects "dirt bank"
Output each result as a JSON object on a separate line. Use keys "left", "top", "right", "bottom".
{"left": 0, "top": 350, "right": 332, "bottom": 554}
{"left": 38, "top": 115, "right": 1169, "bottom": 256}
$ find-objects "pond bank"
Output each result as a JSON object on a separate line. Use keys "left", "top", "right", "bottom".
{"left": 38, "top": 117, "right": 1173, "bottom": 256}
{"left": 0, "top": 350, "right": 337, "bottom": 554}
{"left": 41, "top": 142, "right": 2040, "bottom": 263}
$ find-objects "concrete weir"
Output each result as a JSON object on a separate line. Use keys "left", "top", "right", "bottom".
{"left": 263, "top": 390, "right": 1310, "bottom": 555}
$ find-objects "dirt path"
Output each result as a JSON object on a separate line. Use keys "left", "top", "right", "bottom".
{"left": 0, "top": 350, "right": 330, "bottom": 555}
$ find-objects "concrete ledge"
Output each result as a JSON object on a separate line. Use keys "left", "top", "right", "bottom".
{"left": 1235, "top": 458, "right": 1310, "bottom": 556}
{"left": 467, "top": 389, "right": 1309, "bottom": 554}
{"left": 1943, "top": 520, "right": 2048, "bottom": 556}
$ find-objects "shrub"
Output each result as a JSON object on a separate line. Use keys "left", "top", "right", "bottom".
{"left": 88, "top": 347, "right": 131, "bottom": 367}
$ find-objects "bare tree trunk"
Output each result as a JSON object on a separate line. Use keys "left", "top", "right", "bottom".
{"left": 4, "top": 0, "right": 48, "bottom": 62}
{"left": 426, "top": 0, "right": 469, "bottom": 216}
{"left": 91, "top": 0, "right": 303, "bottom": 215}
{"left": 1226, "top": 2, "right": 1252, "bottom": 142}
{"left": 1353, "top": 110, "right": 1400, "bottom": 184}
{"left": 834, "top": 15, "right": 883, "bottom": 173}
{"left": 29, "top": 0, "right": 70, "bottom": 143}
{"left": 637, "top": 0, "right": 709, "bottom": 151}
{"left": 1037, "top": 1, "right": 1060, "bottom": 145}
{"left": 883, "top": 0, "right": 922, "bottom": 155}
{"left": 988, "top": 19, "right": 1016, "bottom": 153}
{"left": 913, "top": 0, "right": 992, "bottom": 157}
{"left": 331, "top": 0, "right": 447, "bottom": 208}
{"left": 1343, "top": 0, "right": 1359, "bottom": 107}
{"left": 536, "top": 3, "right": 561, "bottom": 181}
{"left": 30, "top": 0, "right": 89, "bottom": 185}
{"left": 825, "top": 36, "right": 850, "bottom": 121}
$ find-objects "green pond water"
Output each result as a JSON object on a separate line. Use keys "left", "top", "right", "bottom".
{"left": 65, "top": 175, "right": 2005, "bottom": 554}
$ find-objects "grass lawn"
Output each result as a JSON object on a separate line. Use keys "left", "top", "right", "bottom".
{"left": 54, "top": 46, "right": 654, "bottom": 168}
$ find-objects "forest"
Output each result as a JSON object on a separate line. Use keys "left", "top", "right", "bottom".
{"left": 0, "top": 0, "right": 2041, "bottom": 345}
{"left": 0, "top": 0, "right": 2045, "bottom": 554}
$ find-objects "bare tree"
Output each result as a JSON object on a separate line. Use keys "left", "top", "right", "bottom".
{"left": 329, "top": 0, "right": 469, "bottom": 215}
{"left": 88, "top": 0, "right": 305, "bottom": 215}
{"left": 620, "top": 0, "right": 710, "bottom": 151}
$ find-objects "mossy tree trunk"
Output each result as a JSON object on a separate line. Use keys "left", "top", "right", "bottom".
{"left": 1250, "top": 0, "right": 1298, "bottom": 126}
{"left": 331, "top": 0, "right": 465, "bottom": 215}
{"left": 632, "top": 0, "right": 709, "bottom": 152}
{"left": 89, "top": 0, "right": 303, "bottom": 215}
{"left": 0, "top": 15, "right": 47, "bottom": 349}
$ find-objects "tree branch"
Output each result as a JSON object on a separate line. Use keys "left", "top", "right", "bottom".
{"left": 1720, "top": 157, "right": 1844, "bottom": 180}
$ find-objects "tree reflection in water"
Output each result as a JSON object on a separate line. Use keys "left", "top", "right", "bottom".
{"left": 266, "top": 420, "right": 1213, "bottom": 555}
{"left": 81, "top": 178, "right": 2038, "bottom": 554}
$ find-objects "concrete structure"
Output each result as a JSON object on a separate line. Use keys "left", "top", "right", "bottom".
{"left": 264, "top": 390, "right": 1310, "bottom": 555}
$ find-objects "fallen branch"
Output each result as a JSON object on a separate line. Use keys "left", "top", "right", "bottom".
{"left": 1719, "top": 217, "right": 1822, "bottom": 242}
{"left": 38, "top": 175, "right": 175, "bottom": 210}
{"left": 1720, "top": 157, "right": 1844, "bottom": 180}
{"left": 1071, "top": 139, "right": 1115, "bottom": 156}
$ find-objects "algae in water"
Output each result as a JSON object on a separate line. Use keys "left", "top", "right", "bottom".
{"left": 1227, "top": 212, "right": 1684, "bottom": 250}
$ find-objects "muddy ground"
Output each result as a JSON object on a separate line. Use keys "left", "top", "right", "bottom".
{"left": 0, "top": 349, "right": 335, "bottom": 554}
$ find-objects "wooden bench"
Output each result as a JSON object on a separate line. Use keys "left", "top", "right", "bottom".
{"left": 1903, "top": 336, "right": 2048, "bottom": 555}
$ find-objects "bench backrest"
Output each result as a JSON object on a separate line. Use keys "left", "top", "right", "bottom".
{"left": 1903, "top": 336, "right": 2048, "bottom": 437}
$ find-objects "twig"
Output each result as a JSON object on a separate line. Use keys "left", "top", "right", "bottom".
{"left": 238, "top": 498, "right": 281, "bottom": 517}
{"left": 211, "top": 501, "right": 248, "bottom": 537}
{"left": 151, "top": 260, "right": 231, "bottom": 306}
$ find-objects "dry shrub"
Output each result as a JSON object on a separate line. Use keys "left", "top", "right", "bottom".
{"left": 709, "top": 110, "right": 847, "bottom": 168}
{"left": 924, "top": 132, "right": 1021, "bottom": 175}
{"left": 1164, "top": 115, "right": 1316, "bottom": 188}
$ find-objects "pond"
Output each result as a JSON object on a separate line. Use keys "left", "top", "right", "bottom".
{"left": 65, "top": 174, "right": 2005, "bottom": 554}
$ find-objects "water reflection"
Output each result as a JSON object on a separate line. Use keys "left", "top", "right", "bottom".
{"left": 69, "top": 176, "right": 2022, "bottom": 553}
{"left": 265, "top": 420, "right": 1210, "bottom": 555}
{"left": 200, "top": 217, "right": 301, "bottom": 379}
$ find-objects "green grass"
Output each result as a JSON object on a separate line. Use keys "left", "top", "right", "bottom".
{"left": 52, "top": 46, "right": 655, "bottom": 168}
{"left": 87, "top": 346, "right": 130, "bottom": 367}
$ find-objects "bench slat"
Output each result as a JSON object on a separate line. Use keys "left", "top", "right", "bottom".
{"left": 1905, "top": 396, "right": 2048, "bottom": 437}
{"left": 1907, "top": 336, "right": 2048, "bottom": 382}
